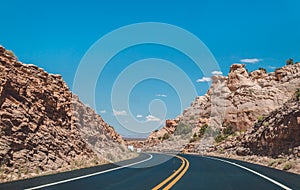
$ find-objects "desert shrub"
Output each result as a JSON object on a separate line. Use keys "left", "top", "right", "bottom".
{"left": 25, "top": 166, "right": 29, "bottom": 175}
{"left": 199, "top": 124, "right": 218, "bottom": 137}
{"left": 257, "top": 115, "right": 264, "bottom": 122}
{"left": 17, "top": 169, "right": 21, "bottom": 179}
{"left": 163, "top": 133, "right": 170, "bottom": 140}
{"left": 189, "top": 133, "right": 200, "bottom": 143}
{"left": 92, "top": 158, "right": 100, "bottom": 165}
{"left": 263, "top": 122, "right": 269, "bottom": 127}
{"left": 283, "top": 163, "right": 292, "bottom": 170}
{"left": 35, "top": 167, "right": 41, "bottom": 174}
{"left": 214, "top": 134, "right": 226, "bottom": 143}
{"left": 4, "top": 49, "right": 15, "bottom": 57}
{"left": 198, "top": 124, "right": 222, "bottom": 139}
{"left": 222, "top": 123, "right": 234, "bottom": 136}
{"left": 258, "top": 67, "right": 267, "bottom": 73}
{"left": 193, "top": 132, "right": 197, "bottom": 138}
{"left": 174, "top": 122, "right": 192, "bottom": 136}
{"left": 268, "top": 160, "right": 277, "bottom": 167}
{"left": 199, "top": 124, "right": 208, "bottom": 137}
{"left": 0, "top": 160, "right": 4, "bottom": 168}
{"left": 214, "top": 123, "right": 234, "bottom": 143}
{"left": 286, "top": 58, "right": 294, "bottom": 65}
{"left": 296, "top": 89, "right": 300, "bottom": 101}
{"left": 217, "top": 147, "right": 225, "bottom": 154}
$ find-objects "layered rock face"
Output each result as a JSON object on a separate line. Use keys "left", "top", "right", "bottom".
{"left": 142, "top": 61, "right": 300, "bottom": 173}
{"left": 208, "top": 97, "right": 300, "bottom": 174}
{"left": 0, "top": 46, "right": 125, "bottom": 182}
{"left": 150, "top": 63, "right": 300, "bottom": 140}
{"left": 147, "top": 119, "right": 178, "bottom": 144}
{"left": 225, "top": 98, "right": 300, "bottom": 158}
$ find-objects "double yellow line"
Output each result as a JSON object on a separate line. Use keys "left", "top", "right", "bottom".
{"left": 152, "top": 155, "right": 190, "bottom": 190}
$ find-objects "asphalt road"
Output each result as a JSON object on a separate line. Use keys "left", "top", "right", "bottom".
{"left": 1, "top": 153, "right": 300, "bottom": 190}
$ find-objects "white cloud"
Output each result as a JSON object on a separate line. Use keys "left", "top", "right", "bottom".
{"left": 268, "top": 65, "right": 276, "bottom": 69}
{"left": 240, "top": 58, "right": 262, "bottom": 64}
{"left": 196, "top": 77, "right": 211, "bottom": 82}
{"left": 113, "top": 109, "right": 127, "bottom": 116}
{"left": 136, "top": 114, "right": 143, "bottom": 118}
{"left": 100, "top": 110, "right": 107, "bottom": 114}
{"left": 145, "top": 115, "right": 161, "bottom": 122}
{"left": 211, "top": 70, "right": 223, "bottom": 76}
{"left": 156, "top": 94, "right": 167, "bottom": 97}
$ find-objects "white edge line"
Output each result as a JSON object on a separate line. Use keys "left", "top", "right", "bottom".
{"left": 205, "top": 156, "right": 292, "bottom": 190}
{"left": 25, "top": 154, "right": 153, "bottom": 190}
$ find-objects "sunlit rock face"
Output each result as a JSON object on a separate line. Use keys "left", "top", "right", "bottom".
{"left": 148, "top": 62, "right": 300, "bottom": 151}
{"left": 0, "top": 45, "right": 125, "bottom": 182}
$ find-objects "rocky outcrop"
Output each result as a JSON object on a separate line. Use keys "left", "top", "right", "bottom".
{"left": 144, "top": 60, "right": 300, "bottom": 173}
{"left": 226, "top": 98, "right": 300, "bottom": 158}
{"left": 227, "top": 64, "right": 254, "bottom": 91}
{"left": 148, "top": 120, "right": 177, "bottom": 140}
{"left": 205, "top": 96, "right": 300, "bottom": 174}
{"left": 149, "top": 63, "right": 300, "bottom": 142}
{"left": 0, "top": 46, "right": 127, "bottom": 182}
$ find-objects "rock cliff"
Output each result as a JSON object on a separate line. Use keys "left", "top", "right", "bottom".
{"left": 0, "top": 46, "right": 128, "bottom": 182}
{"left": 208, "top": 95, "right": 300, "bottom": 174}
{"left": 216, "top": 96, "right": 300, "bottom": 158}
{"left": 147, "top": 61, "right": 300, "bottom": 173}
{"left": 150, "top": 63, "right": 300, "bottom": 140}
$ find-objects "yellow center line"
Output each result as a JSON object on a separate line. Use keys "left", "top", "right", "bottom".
{"left": 152, "top": 155, "right": 189, "bottom": 190}
{"left": 163, "top": 157, "right": 189, "bottom": 190}
{"left": 152, "top": 156, "right": 185, "bottom": 190}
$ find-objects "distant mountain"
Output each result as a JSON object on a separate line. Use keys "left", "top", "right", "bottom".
{"left": 0, "top": 46, "right": 131, "bottom": 182}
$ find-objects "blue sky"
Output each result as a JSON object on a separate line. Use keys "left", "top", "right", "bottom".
{"left": 1, "top": 0, "right": 300, "bottom": 137}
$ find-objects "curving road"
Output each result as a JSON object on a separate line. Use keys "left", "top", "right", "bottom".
{"left": 1, "top": 153, "right": 300, "bottom": 190}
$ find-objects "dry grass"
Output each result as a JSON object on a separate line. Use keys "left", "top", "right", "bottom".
{"left": 0, "top": 156, "right": 110, "bottom": 183}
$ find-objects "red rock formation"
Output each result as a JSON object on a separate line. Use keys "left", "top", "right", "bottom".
{"left": 0, "top": 46, "right": 124, "bottom": 182}
{"left": 151, "top": 63, "right": 300, "bottom": 139}
{"left": 147, "top": 63, "right": 300, "bottom": 156}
